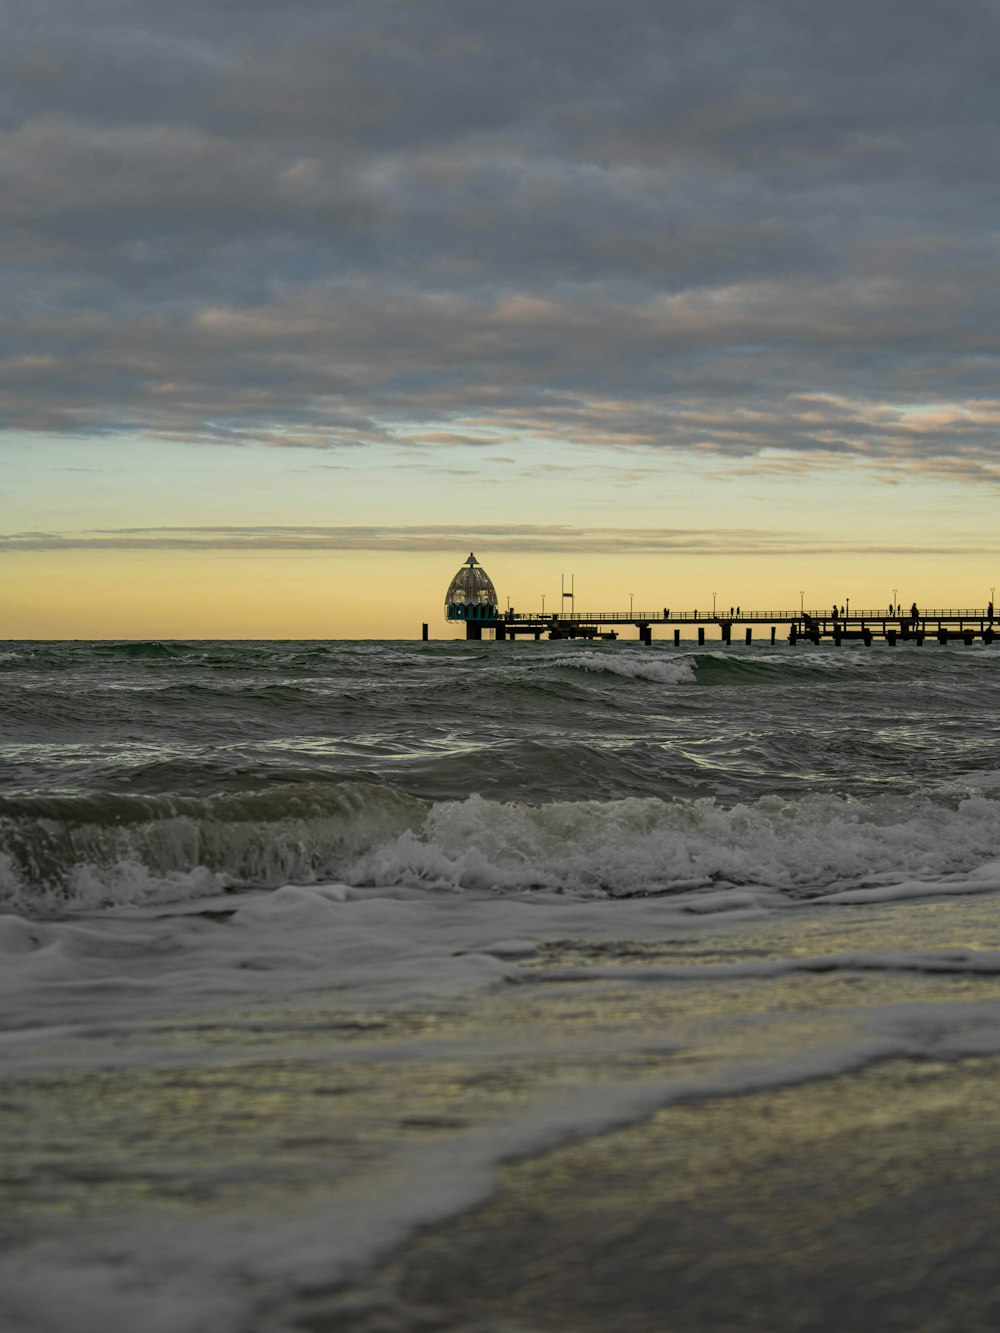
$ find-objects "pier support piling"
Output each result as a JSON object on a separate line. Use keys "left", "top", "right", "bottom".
{"left": 698, "top": 627, "right": 705, "bottom": 646}
{"left": 421, "top": 623, "right": 428, "bottom": 641}
{"left": 745, "top": 628, "right": 752, "bottom": 645}
{"left": 674, "top": 629, "right": 680, "bottom": 646}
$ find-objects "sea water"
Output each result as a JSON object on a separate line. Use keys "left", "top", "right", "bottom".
{"left": 3, "top": 639, "right": 1000, "bottom": 1331}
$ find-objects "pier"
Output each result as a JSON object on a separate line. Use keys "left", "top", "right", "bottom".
{"left": 462, "top": 607, "right": 997, "bottom": 646}
{"left": 441, "top": 556, "right": 996, "bottom": 646}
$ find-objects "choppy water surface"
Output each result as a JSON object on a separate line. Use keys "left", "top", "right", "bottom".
{"left": 3, "top": 638, "right": 1000, "bottom": 905}
{"left": 4, "top": 639, "right": 1000, "bottom": 1331}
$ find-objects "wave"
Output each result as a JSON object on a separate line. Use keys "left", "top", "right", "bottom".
{"left": 0, "top": 644, "right": 81, "bottom": 673}
{"left": 5, "top": 782, "right": 1000, "bottom": 913}
{"left": 546, "top": 651, "right": 696, "bottom": 686}
{"left": 691, "top": 651, "right": 862, "bottom": 682}
{"left": 349, "top": 789, "right": 1000, "bottom": 898}
{"left": 0, "top": 783, "right": 429, "bottom": 912}
{"left": 534, "top": 646, "right": 898, "bottom": 688}
{"left": 92, "top": 640, "right": 199, "bottom": 660}
{"left": 541, "top": 644, "right": 997, "bottom": 690}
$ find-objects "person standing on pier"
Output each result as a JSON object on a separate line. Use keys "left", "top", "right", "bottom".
{"left": 911, "top": 602, "right": 920, "bottom": 625}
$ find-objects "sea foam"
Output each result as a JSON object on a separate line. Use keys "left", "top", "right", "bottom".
{"left": 350, "top": 789, "right": 1000, "bottom": 899}
{"left": 7, "top": 785, "right": 1000, "bottom": 911}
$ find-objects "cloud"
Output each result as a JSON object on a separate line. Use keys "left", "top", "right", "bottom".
{"left": 2, "top": 0, "right": 999, "bottom": 476}
{"left": 4, "top": 522, "right": 1000, "bottom": 558}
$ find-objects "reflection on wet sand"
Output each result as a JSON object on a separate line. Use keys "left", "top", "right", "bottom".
{"left": 328, "top": 1057, "right": 1000, "bottom": 1333}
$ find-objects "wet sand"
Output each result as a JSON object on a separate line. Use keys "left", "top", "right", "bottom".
{"left": 6, "top": 898, "right": 1000, "bottom": 1331}
{"left": 312, "top": 1056, "right": 1000, "bottom": 1333}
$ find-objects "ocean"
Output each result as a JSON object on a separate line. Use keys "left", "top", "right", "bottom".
{"left": 4, "top": 637, "right": 1000, "bottom": 1331}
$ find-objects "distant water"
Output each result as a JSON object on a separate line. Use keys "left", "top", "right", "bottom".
{"left": 5, "top": 639, "right": 1000, "bottom": 1330}
{"left": 5, "top": 637, "right": 1000, "bottom": 905}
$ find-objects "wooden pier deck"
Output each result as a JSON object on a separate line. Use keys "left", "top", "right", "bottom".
{"left": 461, "top": 607, "right": 998, "bottom": 646}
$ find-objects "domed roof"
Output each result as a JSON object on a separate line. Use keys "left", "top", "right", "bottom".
{"left": 444, "top": 552, "right": 498, "bottom": 613}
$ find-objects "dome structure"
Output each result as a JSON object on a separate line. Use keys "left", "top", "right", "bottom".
{"left": 444, "top": 552, "right": 498, "bottom": 621}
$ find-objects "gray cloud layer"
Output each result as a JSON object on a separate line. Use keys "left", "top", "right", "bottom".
{"left": 4, "top": 524, "right": 999, "bottom": 558}
{"left": 3, "top": 0, "right": 999, "bottom": 470}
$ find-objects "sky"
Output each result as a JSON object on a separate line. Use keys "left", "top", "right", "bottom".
{"left": 3, "top": 0, "right": 1000, "bottom": 638}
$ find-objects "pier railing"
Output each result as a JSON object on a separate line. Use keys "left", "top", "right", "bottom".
{"left": 507, "top": 607, "right": 994, "bottom": 623}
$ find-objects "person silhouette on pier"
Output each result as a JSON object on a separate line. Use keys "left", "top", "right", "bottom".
{"left": 989, "top": 601, "right": 994, "bottom": 623}
{"left": 910, "top": 602, "right": 920, "bottom": 625}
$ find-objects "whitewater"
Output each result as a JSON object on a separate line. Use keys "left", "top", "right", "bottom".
{"left": 4, "top": 638, "right": 1000, "bottom": 1331}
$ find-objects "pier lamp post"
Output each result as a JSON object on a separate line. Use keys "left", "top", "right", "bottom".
{"left": 712, "top": 592, "right": 717, "bottom": 615}
{"left": 893, "top": 588, "right": 898, "bottom": 611}
{"left": 846, "top": 597, "right": 850, "bottom": 617}
{"left": 629, "top": 592, "right": 634, "bottom": 617}
{"left": 799, "top": 590, "right": 804, "bottom": 614}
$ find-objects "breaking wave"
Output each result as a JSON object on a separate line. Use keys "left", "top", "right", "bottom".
{"left": 0, "top": 783, "right": 428, "bottom": 912}
{"left": 546, "top": 651, "right": 697, "bottom": 685}
{"left": 350, "top": 789, "right": 1000, "bottom": 898}
{"left": 5, "top": 781, "right": 1000, "bottom": 913}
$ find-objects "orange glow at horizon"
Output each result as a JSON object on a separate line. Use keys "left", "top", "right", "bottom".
{"left": 2, "top": 548, "right": 997, "bottom": 640}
